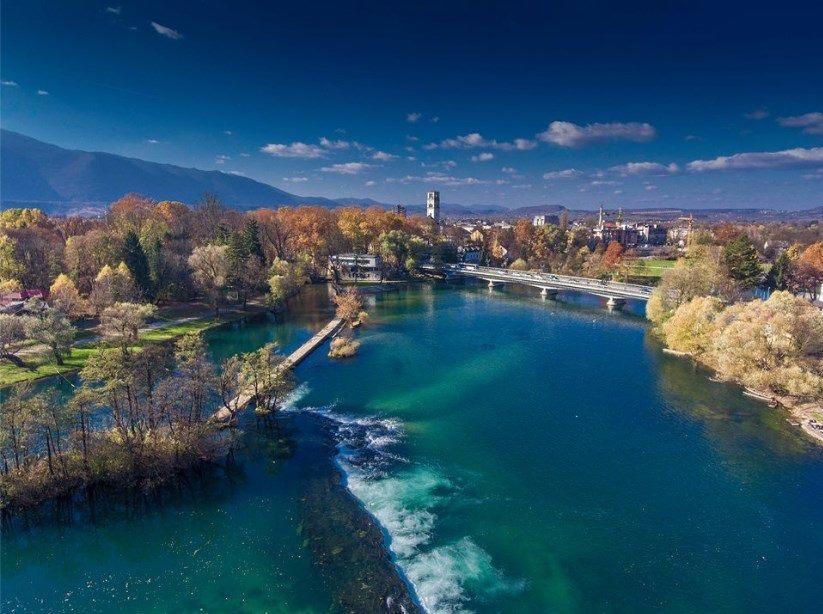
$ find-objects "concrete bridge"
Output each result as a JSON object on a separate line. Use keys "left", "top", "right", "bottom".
{"left": 427, "top": 264, "right": 654, "bottom": 308}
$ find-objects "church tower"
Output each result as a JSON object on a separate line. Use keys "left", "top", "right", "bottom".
{"left": 426, "top": 190, "right": 440, "bottom": 225}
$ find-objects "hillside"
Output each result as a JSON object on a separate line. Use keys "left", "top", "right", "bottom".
{"left": 0, "top": 130, "right": 338, "bottom": 211}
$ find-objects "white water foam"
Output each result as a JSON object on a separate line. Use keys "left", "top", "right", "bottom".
{"left": 288, "top": 397, "right": 523, "bottom": 612}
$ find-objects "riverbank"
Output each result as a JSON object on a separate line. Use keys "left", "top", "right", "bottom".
{"left": 662, "top": 347, "right": 823, "bottom": 446}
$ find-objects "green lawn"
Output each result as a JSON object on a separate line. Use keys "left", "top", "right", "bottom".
{"left": 0, "top": 306, "right": 264, "bottom": 388}
{"left": 629, "top": 258, "right": 675, "bottom": 279}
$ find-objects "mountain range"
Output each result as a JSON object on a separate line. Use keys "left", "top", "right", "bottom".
{"left": 1, "top": 130, "right": 819, "bottom": 222}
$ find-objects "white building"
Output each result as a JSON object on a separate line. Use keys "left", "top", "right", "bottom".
{"left": 533, "top": 214, "right": 558, "bottom": 227}
{"left": 426, "top": 190, "right": 440, "bottom": 224}
{"left": 328, "top": 253, "right": 383, "bottom": 282}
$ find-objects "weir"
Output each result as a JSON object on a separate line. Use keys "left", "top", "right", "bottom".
{"left": 210, "top": 317, "right": 343, "bottom": 422}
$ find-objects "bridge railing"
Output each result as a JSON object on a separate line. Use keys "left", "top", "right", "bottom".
{"left": 440, "top": 264, "right": 654, "bottom": 297}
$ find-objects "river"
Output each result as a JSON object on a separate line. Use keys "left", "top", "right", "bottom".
{"left": 3, "top": 283, "right": 822, "bottom": 612}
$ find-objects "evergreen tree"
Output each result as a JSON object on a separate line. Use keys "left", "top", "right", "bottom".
{"left": 242, "top": 219, "right": 265, "bottom": 262}
{"left": 225, "top": 232, "right": 248, "bottom": 296}
{"left": 122, "top": 230, "right": 154, "bottom": 300}
{"left": 145, "top": 237, "right": 164, "bottom": 298}
{"left": 765, "top": 251, "right": 792, "bottom": 292}
{"left": 723, "top": 234, "right": 761, "bottom": 290}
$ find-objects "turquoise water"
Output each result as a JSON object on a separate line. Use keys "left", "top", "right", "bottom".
{"left": 3, "top": 284, "right": 822, "bottom": 612}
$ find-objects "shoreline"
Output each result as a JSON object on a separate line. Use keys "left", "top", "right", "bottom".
{"left": 662, "top": 348, "right": 823, "bottom": 446}
{"left": 0, "top": 301, "right": 275, "bottom": 389}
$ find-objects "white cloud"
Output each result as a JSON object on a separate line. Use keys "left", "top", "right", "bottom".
{"left": 537, "top": 121, "right": 657, "bottom": 147}
{"left": 37, "top": 90, "right": 49, "bottom": 96}
{"left": 777, "top": 112, "right": 823, "bottom": 135}
{"left": 430, "top": 116, "right": 440, "bottom": 123}
{"left": 745, "top": 109, "right": 769, "bottom": 120}
{"left": 387, "top": 172, "right": 491, "bottom": 186}
{"left": 261, "top": 142, "right": 325, "bottom": 158}
{"left": 591, "top": 180, "right": 620, "bottom": 186}
{"left": 471, "top": 152, "right": 494, "bottom": 162}
{"left": 150, "top": 21, "right": 183, "bottom": 40}
{"left": 227, "top": 170, "right": 244, "bottom": 176}
{"left": 1, "top": 80, "right": 18, "bottom": 87}
{"left": 372, "top": 150, "right": 398, "bottom": 161}
{"left": 429, "top": 132, "right": 536, "bottom": 151}
{"left": 319, "top": 136, "right": 350, "bottom": 149}
{"left": 147, "top": 139, "right": 159, "bottom": 144}
{"left": 282, "top": 176, "right": 309, "bottom": 182}
{"left": 610, "top": 161, "right": 679, "bottom": 175}
{"left": 501, "top": 166, "right": 517, "bottom": 174}
{"left": 542, "top": 168, "right": 582, "bottom": 180}
{"left": 442, "top": 160, "right": 457, "bottom": 169}
{"left": 406, "top": 112, "right": 422, "bottom": 123}
{"left": 687, "top": 147, "right": 823, "bottom": 171}
{"left": 645, "top": 185, "right": 658, "bottom": 191}
{"left": 406, "top": 135, "right": 419, "bottom": 141}
{"left": 106, "top": 6, "right": 122, "bottom": 14}
{"left": 613, "top": 189, "right": 623, "bottom": 194}
{"left": 223, "top": 130, "right": 234, "bottom": 136}
{"left": 320, "top": 162, "right": 373, "bottom": 175}
{"left": 215, "top": 155, "right": 230, "bottom": 164}
{"left": 239, "top": 153, "right": 251, "bottom": 157}
{"left": 685, "top": 134, "right": 698, "bottom": 141}
{"left": 512, "top": 184, "right": 532, "bottom": 189}
{"left": 365, "top": 180, "right": 377, "bottom": 186}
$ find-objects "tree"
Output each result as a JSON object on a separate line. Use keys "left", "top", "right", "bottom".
{"left": 0, "top": 234, "right": 25, "bottom": 287}
{"left": 64, "top": 229, "right": 123, "bottom": 294}
{"left": 333, "top": 288, "right": 364, "bottom": 327}
{"left": 241, "top": 342, "right": 292, "bottom": 415}
{"left": 647, "top": 245, "right": 733, "bottom": 325}
{"left": 0, "top": 208, "right": 50, "bottom": 230}
{"left": 661, "top": 296, "right": 724, "bottom": 354}
{"left": 378, "top": 230, "right": 411, "bottom": 273}
{"left": 789, "top": 242, "right": 823, "bottom": 300}
{"left": 25, "top": 305, "right": 75, "bottom": 365}
{"left": 602, "top": 241, "right": 624, "bottom": 270}
{"left": 0, "top": 384, "right": 37, "bottom": 471}
{"left": 107, "top": 193, "right": 156, "bottom": 235}
{"left": 723, "top": 234, "right": 762, "bottom": 290}
{"left": 49, "top": 273, "right": 86, "bottom": 318}
{"left": 173, "top": 333, "right": 215, "bottom": 423}
{"left": 710, "top": 292, "right": 822, "bottom": 399}
{"left": 0, "top": 314, "right": 33, "bottom": 366}
{"left": 188, "top": 244, "right": 230, "bottom": 316}
{"left": 100, "top": 302, "right": 157, "bottom": 353}
{"left": 765, "top": 251, "right": 792, "bottom": 292}
{"left": 242, "top": 219, "right": 265, "bottom": 262}
{"left": 89, "top": 263, "right": 137, "bottom": 314}
{"left": 122, "top": 230, "right": 154, "bottom": 300}
{"left": 268, "top": 258, "right": 307, "bottom": 305}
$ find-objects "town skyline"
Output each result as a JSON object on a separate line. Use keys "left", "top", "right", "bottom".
{"left": 2, "top": 1, "right": 822, "bottom": 210}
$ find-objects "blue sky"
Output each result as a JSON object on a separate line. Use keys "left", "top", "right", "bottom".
{"left": 2, "top": 0, "right": 822, "bottom": 209}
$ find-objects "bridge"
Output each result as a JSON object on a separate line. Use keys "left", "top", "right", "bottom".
{"left": 425, "top": 264, "right": 654, "bottom": 308}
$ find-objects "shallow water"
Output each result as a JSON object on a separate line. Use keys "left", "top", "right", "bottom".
{"left": 3, "top": 283, "right": 822, "bottom": 612}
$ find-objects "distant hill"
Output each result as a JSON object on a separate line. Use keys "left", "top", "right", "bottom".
{"left": 2, "top": 130, "right": 818, "bottom": 222}
{"left": 0, "top": 130, "right": 340, "bottom": 212}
